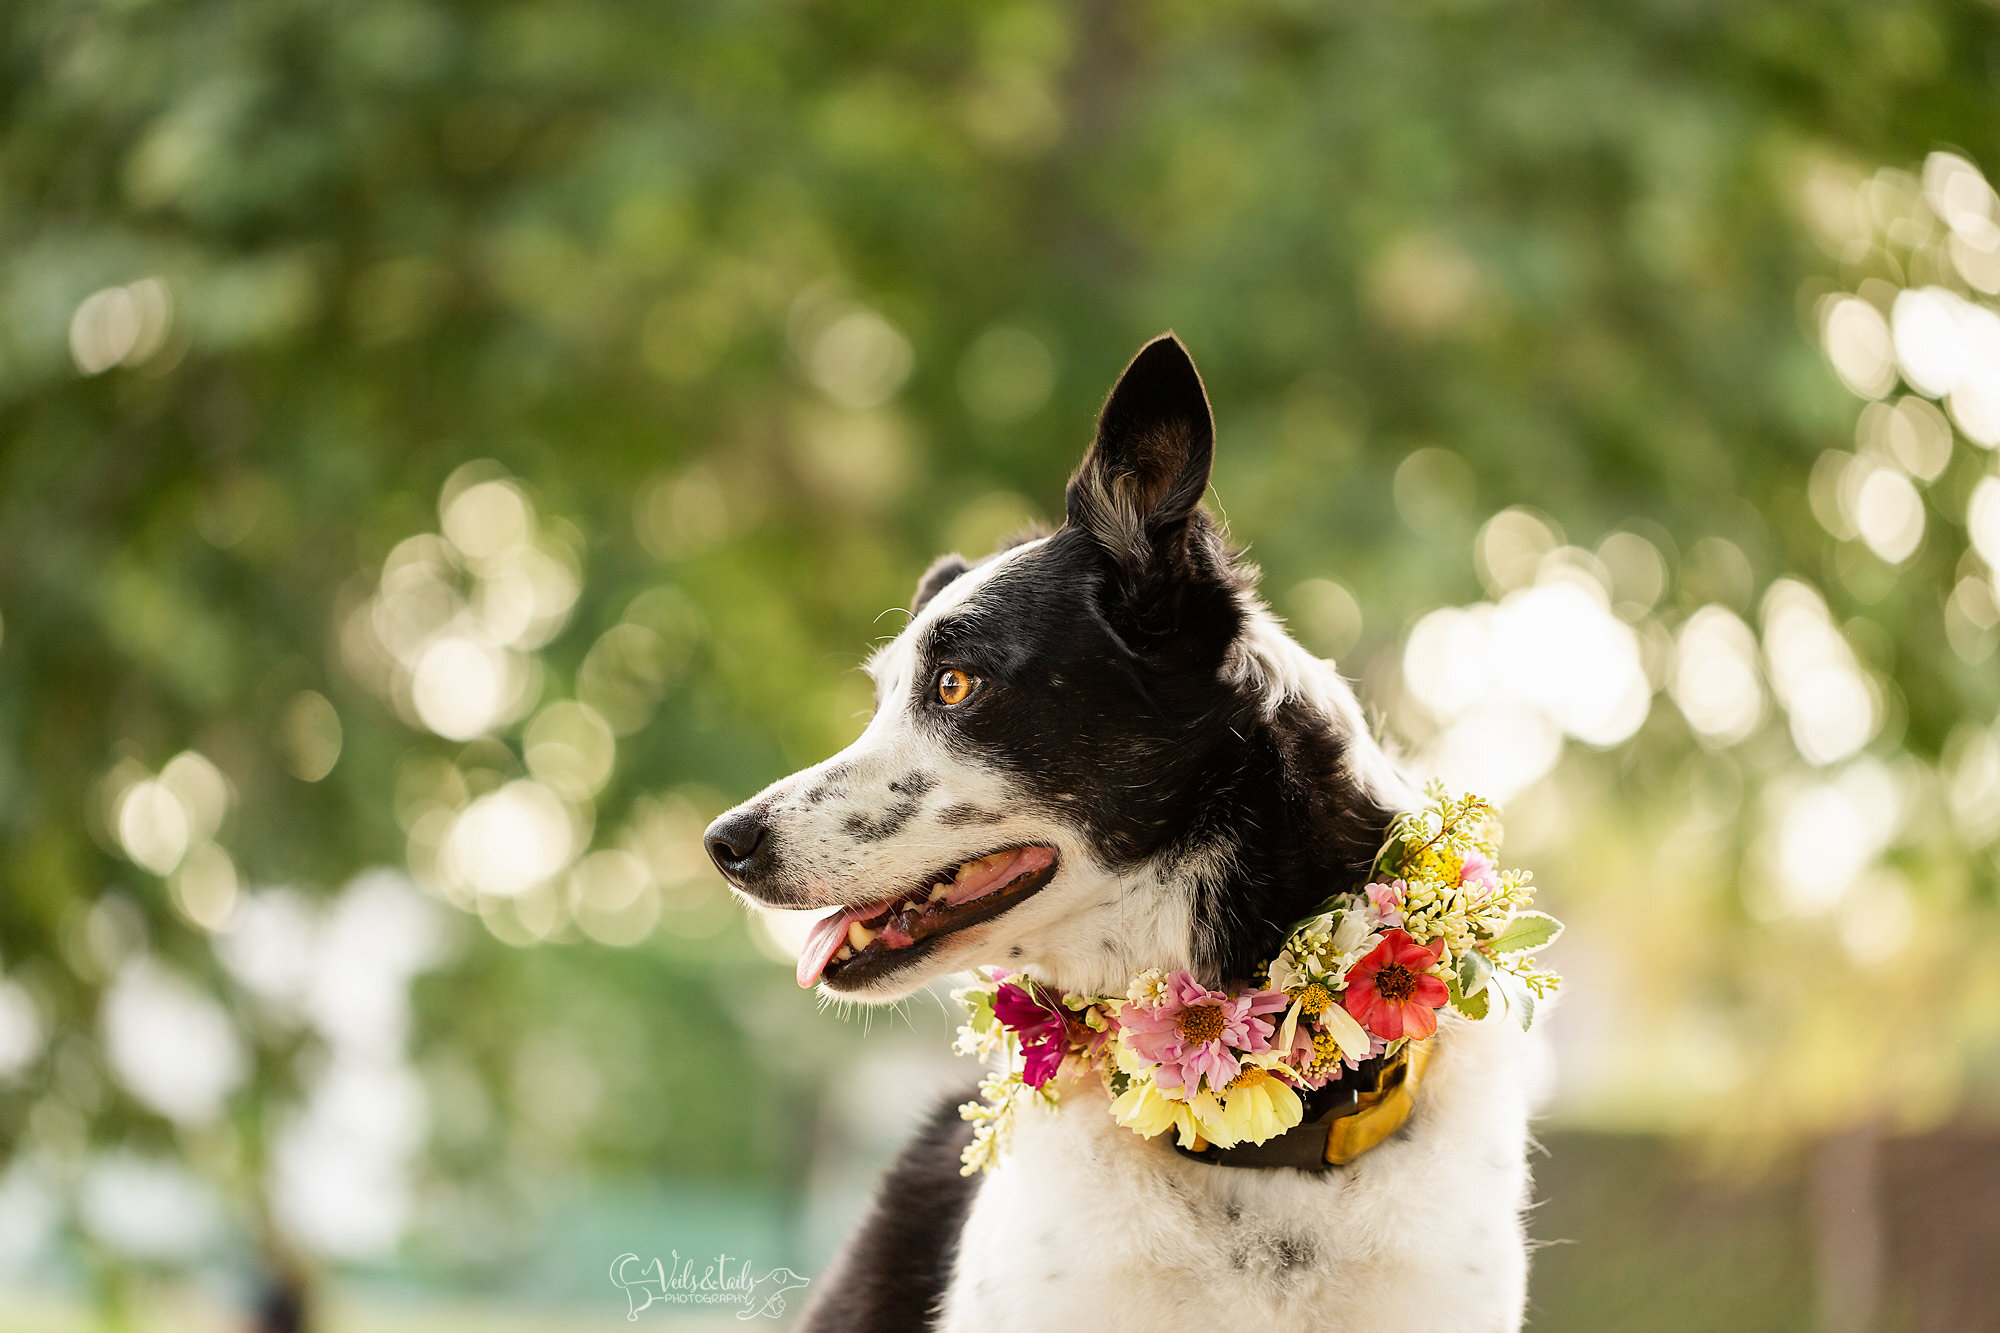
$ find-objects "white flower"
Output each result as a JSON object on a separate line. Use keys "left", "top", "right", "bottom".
{"left": 1126, "top": 968, "right": 1170, "bottom": 1007}
{"left": 1317, "top": 1001, "right": 1372, "bottom": 1064}
{"left": 1330, "top": 906, "right": 1376, "bottom": 955}
{"left": 1265, "top": 949, "right": 1307, "bottom": 991}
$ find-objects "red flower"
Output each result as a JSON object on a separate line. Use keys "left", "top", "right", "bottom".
{"left": 1341, "top": 929, "right": 1450, "bottom": 1041}
{"left": 993, "top": 982, "right": 1071, "bottom": 1088}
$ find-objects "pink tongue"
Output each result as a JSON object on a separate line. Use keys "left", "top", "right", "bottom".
{"left": 946, "top": 845, "right": 1054, "bottom": 906}
{"left": 793, "top": 845, "right": 1059, "bottom": 988}
{"left": 797, "top": 909, "right": 855, "bottom": 989}
{"left": 796, "top": 897, "right": 897, "bottom": 988}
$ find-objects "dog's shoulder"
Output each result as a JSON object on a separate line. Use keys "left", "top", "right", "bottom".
{"left": 799, "top": 1085, "right": 981, "bottom": 1333}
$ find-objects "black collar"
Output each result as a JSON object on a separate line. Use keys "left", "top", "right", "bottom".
{"left": 1172, "top": 1042, "right": 1427, "bottom": 1171}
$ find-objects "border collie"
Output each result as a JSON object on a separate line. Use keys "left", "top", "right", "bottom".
{"left": 704, "top": 335, "right": 1534, "bottom": 1331}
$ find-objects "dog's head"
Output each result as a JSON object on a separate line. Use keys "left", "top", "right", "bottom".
{"left": 706, "top": 335, "right": 1402, "bottom": 1002}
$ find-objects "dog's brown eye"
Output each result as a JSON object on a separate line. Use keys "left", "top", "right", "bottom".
{"left": 936, "top": 668, "right": 977, "bottom": 705}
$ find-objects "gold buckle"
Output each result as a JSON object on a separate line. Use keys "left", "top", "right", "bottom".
{"left": 1324, "top": 1038, "right": 1432, "bottom": 1165}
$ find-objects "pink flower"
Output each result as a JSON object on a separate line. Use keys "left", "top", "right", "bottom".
{"left": 1118, "top": 972, "right": 1289, "bottom": 1097}
{"left": 1459, "top": 851, "right": 1501, "bottom": 896}
{"left": 1366, "top": 880, "right": 1406, "bottom": 928}
{"left": 1283, "top": 1020, "right": 1333, "bottom": 1088}
{"left": 993, "top": 982, "right": 1070, "bottom": 1088}
{"left": 1341, "top": 929, "right": 1450, "bottom": 1041}
{"left": 1286, "top": 1017, "right": 1387, "bottom": 1086}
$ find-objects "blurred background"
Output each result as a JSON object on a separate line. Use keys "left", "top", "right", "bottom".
{"left": 3, "top": 0, "right": 2000, "bottom": 1328}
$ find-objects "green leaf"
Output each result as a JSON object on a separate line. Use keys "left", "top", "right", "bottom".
{"left": 1490, "top": 969, "right": 1536, "bottom": 1031}
{"left": 964, "top": 990, "right": 996, "bottom": 1033}
{"left": 1485, "top": 911, "right": 1564, "bottom": 955}
{"left": 1456, "top": 948, "right": 1493, "bottom": 998}
{"left": 1371, "top": 829, "right": 1412, "bottom": 878}
{"left": 1447, "top": 973, "right": 1490, "bottom": 1021}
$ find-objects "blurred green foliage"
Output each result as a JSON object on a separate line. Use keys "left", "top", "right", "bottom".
{"left": 3, "top": 0, "right": 2000, "bottom": 1318}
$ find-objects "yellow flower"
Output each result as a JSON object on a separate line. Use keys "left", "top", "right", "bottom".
{"left": 1112, "top": 1077, "right": 1190, "bottom": 1140}
{"left": 1306, "top": 1029, "right": 1355, "bottom": 1079}
{"left": 1290, "top": 982, "right": 1333, "bottom": 1017}
{"left": 1111, "top": 1075, "right": 1229, "bottom": 1148}
{"left": 1212, "top": 1055, "right": 1304, "bottom": 1146}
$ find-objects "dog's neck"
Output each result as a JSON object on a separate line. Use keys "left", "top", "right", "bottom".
{"left": 1015, "top": 613, "right": 1406, "bottom": 997}
{"left": 1183, "top": 690, "right": 1403, "bottom": 983}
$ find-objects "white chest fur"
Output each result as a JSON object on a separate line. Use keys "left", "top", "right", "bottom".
{"left": 940, "top": 1017, "right": 1532, "bottom": 1333}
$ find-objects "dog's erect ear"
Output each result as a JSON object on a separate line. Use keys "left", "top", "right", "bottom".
{"left": 912, "top": 553, "right": 970, "bottom": 615}
{"left": 1066, "top": 334, "right": 1215, "bottom": 570}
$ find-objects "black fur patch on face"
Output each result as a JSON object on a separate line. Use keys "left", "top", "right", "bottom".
{"left": 908, "top": 527, "right": 1393, "bottom": 983}
{"left": 843, "top": 798, "right": 920, "bottom": 842}
{"left": 802, "top": 764, "right": 852, "bottom": 805}
{"left": 911, "top": 526, "right": 1242, "bottom": 868}
{"left": 936, "top": 802, "right": 1005, "bottom": 827}
{"left": 840, "top": 774, "right": 933, "bottom": 842}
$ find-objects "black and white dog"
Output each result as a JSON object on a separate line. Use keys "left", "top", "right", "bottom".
{"left": 705, "top": 336, "right": 1534, "bottom": 1331}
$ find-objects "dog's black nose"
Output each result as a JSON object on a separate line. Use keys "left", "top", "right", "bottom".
{"left": 704, "top": 808, "right": 774, "bottom": 883}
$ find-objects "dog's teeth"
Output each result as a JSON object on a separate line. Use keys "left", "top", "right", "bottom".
{"left": 836, "top": 945, "right": 854, "bottom": 961}
{"left": 928, "top": 883, "right": 950, "bottom": 902}
{"left": 847, "top": 920, "right": 878, "bottom": 950}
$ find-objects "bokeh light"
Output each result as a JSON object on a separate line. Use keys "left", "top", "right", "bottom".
{"left": 443, "top": 780, "right": 580, "bottom": 901}
{"left": 1821, "top": 296, "right": 1897, "bottom": 400}
{"left": 958, "top": 325, "right": 1058, "bottom": 423}
{"left": 1768, "top": 760, "right": 1903, "bottom": 917}
{"left": 0, "top": 980, "right": 44, "bottom": 1082}
{"left": 1852, "top": 465, "right": 1924, "bottom": 563}
{"left": 1401, "top": 549, "right": 1651, "bottom": 799}
{"left": 77, "top": 1155, "right": 219, "bottom": 1263}
{"left": 344, "top": 465, "right": 575, "bottom": 744}
{"left": 100, "top": 960, "right": 245, "bottom": 1126}
{"left": 790, "top": 287, "right": 914, "bottom": 410}
{"left": 68, "top": 279, "right": 172, "bottom": 375}
{"left": 281, "top": 690, "right": 344, "bottom": 782}
{"left": 1671, "top": 606, "right": 1766, "bottom": 746}
{"left": 1972, "top": 476, "right": 2000, "bottom": 570}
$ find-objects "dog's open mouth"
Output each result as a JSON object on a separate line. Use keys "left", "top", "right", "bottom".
{"left": 795, "top": 845, "right": 1058, "bottom": 990}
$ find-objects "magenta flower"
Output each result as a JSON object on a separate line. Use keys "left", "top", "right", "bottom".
{"left": 993, "top": 982, "right": 1071, "bottom": 1088}
{"left": 1118, "top": 972, "right": 1289, "bottom": 1097}
{"left": 1366, "top": 880, "right": 1406, "bottom": 928}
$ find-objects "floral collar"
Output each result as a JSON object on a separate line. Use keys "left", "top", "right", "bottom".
{"left": 951, "top": 785, "right": 1562, "bottom": 1175}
